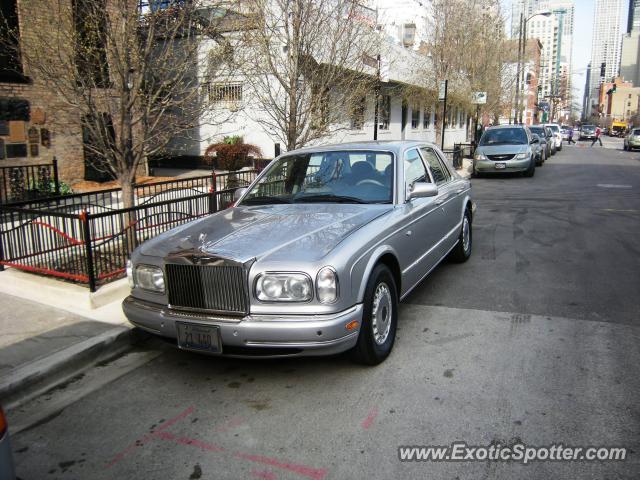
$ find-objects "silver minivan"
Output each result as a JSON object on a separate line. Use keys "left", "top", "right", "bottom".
{"left": 473, "top": 125, "right": 537, "bottom": 177}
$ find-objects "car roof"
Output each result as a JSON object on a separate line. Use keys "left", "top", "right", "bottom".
{"left": 485, "top": 124, "right": 528, "bottom": 130}
{"left": 289, "top": 140, "right": 438, "bottom": 156}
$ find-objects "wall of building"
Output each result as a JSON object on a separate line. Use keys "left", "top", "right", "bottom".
{"left": 0, "top": 0, "right": 85, "bottom": 185}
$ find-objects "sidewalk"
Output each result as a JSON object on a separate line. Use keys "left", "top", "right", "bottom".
{"left": 0, "top": 273, "right": 142, "bottom": 408}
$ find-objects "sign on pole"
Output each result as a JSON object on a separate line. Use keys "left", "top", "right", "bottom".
{"left": 472, "top": 92, "right": 487, "bottom": 104}
{"left": 438, "top": 80, "right": 447, "bottom": 101}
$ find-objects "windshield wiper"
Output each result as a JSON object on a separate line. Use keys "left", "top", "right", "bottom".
{"left": 293, "top": 194, "right": 371, "bottom": 204}
{"left": 241, "top": 195, "right": 292, "bottom": 205}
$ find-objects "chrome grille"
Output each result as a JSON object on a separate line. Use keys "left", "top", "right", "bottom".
{"left": 487, "top": 154, "right": 515, "bottom": 161}
{"left": 165, "top": 264, "right": 248, "bottom": 314}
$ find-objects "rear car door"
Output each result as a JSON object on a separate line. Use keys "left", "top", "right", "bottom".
{"left": 419, "top": 147, "right": 465, "bottom": 254}
{"left": 395, "top": 148, "right": 448, "bottom": 288}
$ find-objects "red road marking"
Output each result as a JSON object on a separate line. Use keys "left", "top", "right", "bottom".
{"left": 251, "top": 470, "right": 278, "bottom": 480}
{"left": 105, "top": 406, "right": 194, "bottom": 468}
{"left": 361, "top": 408, "right": 378, "bottom": 430}
{"left": 106, "top": 406, "right": 328, "bottom": 479}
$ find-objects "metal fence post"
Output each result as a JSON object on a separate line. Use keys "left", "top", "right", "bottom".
{"left": 0, "top": 225, "right": 4, "bottom": 272}
{"left": 81, "top": 210, "right": 97, "bottom": 292}
{"left": 209, "top": 172, "right": 217, "bottom": 214}
{"left": 52, "top": 157, "right": 60, "bottom": 196}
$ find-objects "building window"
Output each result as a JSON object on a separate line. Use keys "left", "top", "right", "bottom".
{"left": 350, "top": 96, "right": 366, "bottom": 130}
{"left": 411, "top": 106, "right": 420, "bottom": 129}
{"left": 208, "top": 82, "right": 243, "bottom": 104}
{"left": 0, "top": 0, "right": 25, "bottom": 83}
{"left": 423, "top": 108, "right": 431, "bottom": 129}
{"left": 377, "top": 95, "right": 390, "bottom": 130}
{"left": 73, "top": 0, "right": 110, "bottom": 87}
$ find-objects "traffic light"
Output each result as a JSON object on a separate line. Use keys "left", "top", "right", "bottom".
{"left": 612, "top": 84, "right": 617, "bottom": 93}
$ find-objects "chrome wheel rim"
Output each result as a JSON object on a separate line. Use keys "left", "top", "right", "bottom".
{"left": 371, "top": 283, "right": 392, "bottom": 345}
{"left": 462, "top": 217, "right": 471, "bottom": 253}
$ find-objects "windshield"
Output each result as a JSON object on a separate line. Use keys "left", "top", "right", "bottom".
{"left": 582, "top": 125, "right": 595, "bottom": 132}
{"left": 529, "top": 127, "right": 545, "bottom": 137}
{"left": 479, "top": 128, "right": 528, "bottom": 146}
{"left": 239, "top": 150, "right": 394, "bottom": 205}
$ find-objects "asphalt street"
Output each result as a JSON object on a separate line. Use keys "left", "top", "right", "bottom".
{"left": 9, "top": 139, "right": 640, "bottom": 480}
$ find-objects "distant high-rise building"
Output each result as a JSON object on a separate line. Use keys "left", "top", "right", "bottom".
{"left": 627, "top": 0, "right": 640, "bottom": 34}
{"left": 586, "top": 0, "right": 625, "bottom": 117}
{"left": 512, "top": 0, "right": 575, "bottom": 119}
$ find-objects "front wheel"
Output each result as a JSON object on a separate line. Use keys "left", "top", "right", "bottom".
{"left": 351, "top": 265, "right": 398, "bottom": 365}
{"left": 449, "top": 209, "right": 472, "bottom": 263}
{"left": 524, "top": 158, "right": 536, "bottom": 177}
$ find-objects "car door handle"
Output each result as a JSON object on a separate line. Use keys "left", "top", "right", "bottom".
{"left": 456, "top": 188, "right": 464, "bottom": 194}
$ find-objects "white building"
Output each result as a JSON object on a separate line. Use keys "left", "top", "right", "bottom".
{"left": 585, "top": 0, "right": 625, "bottom": 117}
{"left": 168, "top": 0, "right": 469, "bottom": 162}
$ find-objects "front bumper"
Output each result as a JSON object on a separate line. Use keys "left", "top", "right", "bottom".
{"left": 474, "top": 157, "right": 531, "bottom": 173}
{"left": 123, "top": 296, "right": 362, "bottom": 357}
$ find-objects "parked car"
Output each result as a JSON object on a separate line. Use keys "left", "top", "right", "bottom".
{"left": 579, "top": 124, "right": 596, "bottom": 140}
{"left": 0, "top": 407, "right": 16, "bottom": 480}
{"left": 623, "top": 128, "right": 640, "bottom": 150}
{"left": 123, "top": 141, "right": 474, "bottom": 365}
{"left": 544, "top": 123, "right": 563, "bottom": 151}
{"left": 473, "top": 125, "right": 537, "bottom": 177}
{"left": 561, "top": 126, "right": 572, "bottom": 140}
{"left": 545, "top": 126, "right": 557, "bottom": 155}
{"left": 528, "top": 125, "right": 549, "bottom": 164}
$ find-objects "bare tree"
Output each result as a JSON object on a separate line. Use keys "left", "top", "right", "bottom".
{"left": 239, "top": 0, "right": 379, "bottom": 151}
{"left": 418, "top": 0, "right": 513, "bottom": 136}
{"left": 0, "top": 0, "right": 243, "bottom": 207}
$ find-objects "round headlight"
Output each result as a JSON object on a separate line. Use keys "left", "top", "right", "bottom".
{"left": 262, "top": 276, "right": 283, "bottom": 298}
{"left": 256, "top": 273, "right": 312, "bottom": 302}
{"left": 316, "top": 267, "right": 338, "bottom": 304}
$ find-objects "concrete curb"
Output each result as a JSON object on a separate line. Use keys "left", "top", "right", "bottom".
{"left": 0, "top": 325, "right": 148, "bottom": 409}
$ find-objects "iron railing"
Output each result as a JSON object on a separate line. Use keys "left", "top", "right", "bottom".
{"left": 0, "top": 169, "right": 258, "bottom": 291}
{"left": 0, "top": 158, "right": 60, "bottom": 204}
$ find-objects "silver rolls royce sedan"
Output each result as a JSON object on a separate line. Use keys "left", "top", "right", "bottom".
{"left": 123, "top": 141, "right": 474, "bottom": 365}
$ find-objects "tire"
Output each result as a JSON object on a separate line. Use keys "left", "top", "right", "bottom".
{"left": 449, "top": 208, "right": 472, "bottom": 263}
{"left": 536, "top": 153, "right": 543, "bottom": 166}
{"left": 351, "top": 265, "right": 398, "bottom": 365}
{"left": 524, "top": 158, "right": 535, "bottom": 177}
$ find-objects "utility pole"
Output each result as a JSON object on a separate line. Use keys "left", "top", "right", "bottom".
{"left": 513, "top": 12, "right": 524, "bottom": 124}
{"left": 373, "top": 54, "right": 380, "bottom": 141}
{"left": 440, "top": 79, "right": 448, "bottom": 149}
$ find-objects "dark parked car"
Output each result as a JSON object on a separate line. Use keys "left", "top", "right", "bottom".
{"left": 528, "top": 125, "right": 549, "bottom": 164}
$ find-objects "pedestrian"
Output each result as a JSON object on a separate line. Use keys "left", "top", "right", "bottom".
{"left": 591, "top": 126, "right": 603, "bottom": 147}
{"left": 567, "top": 128, "right": 576, "bottom": 144}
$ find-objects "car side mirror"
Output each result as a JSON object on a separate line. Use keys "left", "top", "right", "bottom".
{"left": 530, "top": 135, "right": 540, "bottom": 144}
{"left": 409, "top": 182, "right": 438, "bottom": 200}
{"left": 233, "top": 187, "right": 247, "bottom": 202}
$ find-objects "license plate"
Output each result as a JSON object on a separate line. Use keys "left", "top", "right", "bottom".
{"left": 495, "top": 163, "right": 506, "bottom": 169}
{"left": 176, "top": 322, "right": 221, "bottom": 353}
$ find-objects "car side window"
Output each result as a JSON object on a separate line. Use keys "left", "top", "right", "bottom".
{"left": 404, "top": 148, "right": 430, "bottom": 186}
{"left": 419, "top": 147, "right": 450, "bottom": 185}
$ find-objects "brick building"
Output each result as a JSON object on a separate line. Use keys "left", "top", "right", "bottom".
{"left": 0, "top": 0, "right": 105, "bottom": 186}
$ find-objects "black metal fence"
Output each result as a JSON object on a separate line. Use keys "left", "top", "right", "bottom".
{"left": 0, "top": 158, "right": 60, "bottom": 204}
{"left": 0, "top": 169, "right": 258, "bottom": 291}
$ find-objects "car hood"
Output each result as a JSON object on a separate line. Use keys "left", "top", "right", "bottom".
{"left": 476, "top": 144, "right": 529, "bottom": 155}
{"left": 139, "top": 203, "right": 393, "bottom": 263}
